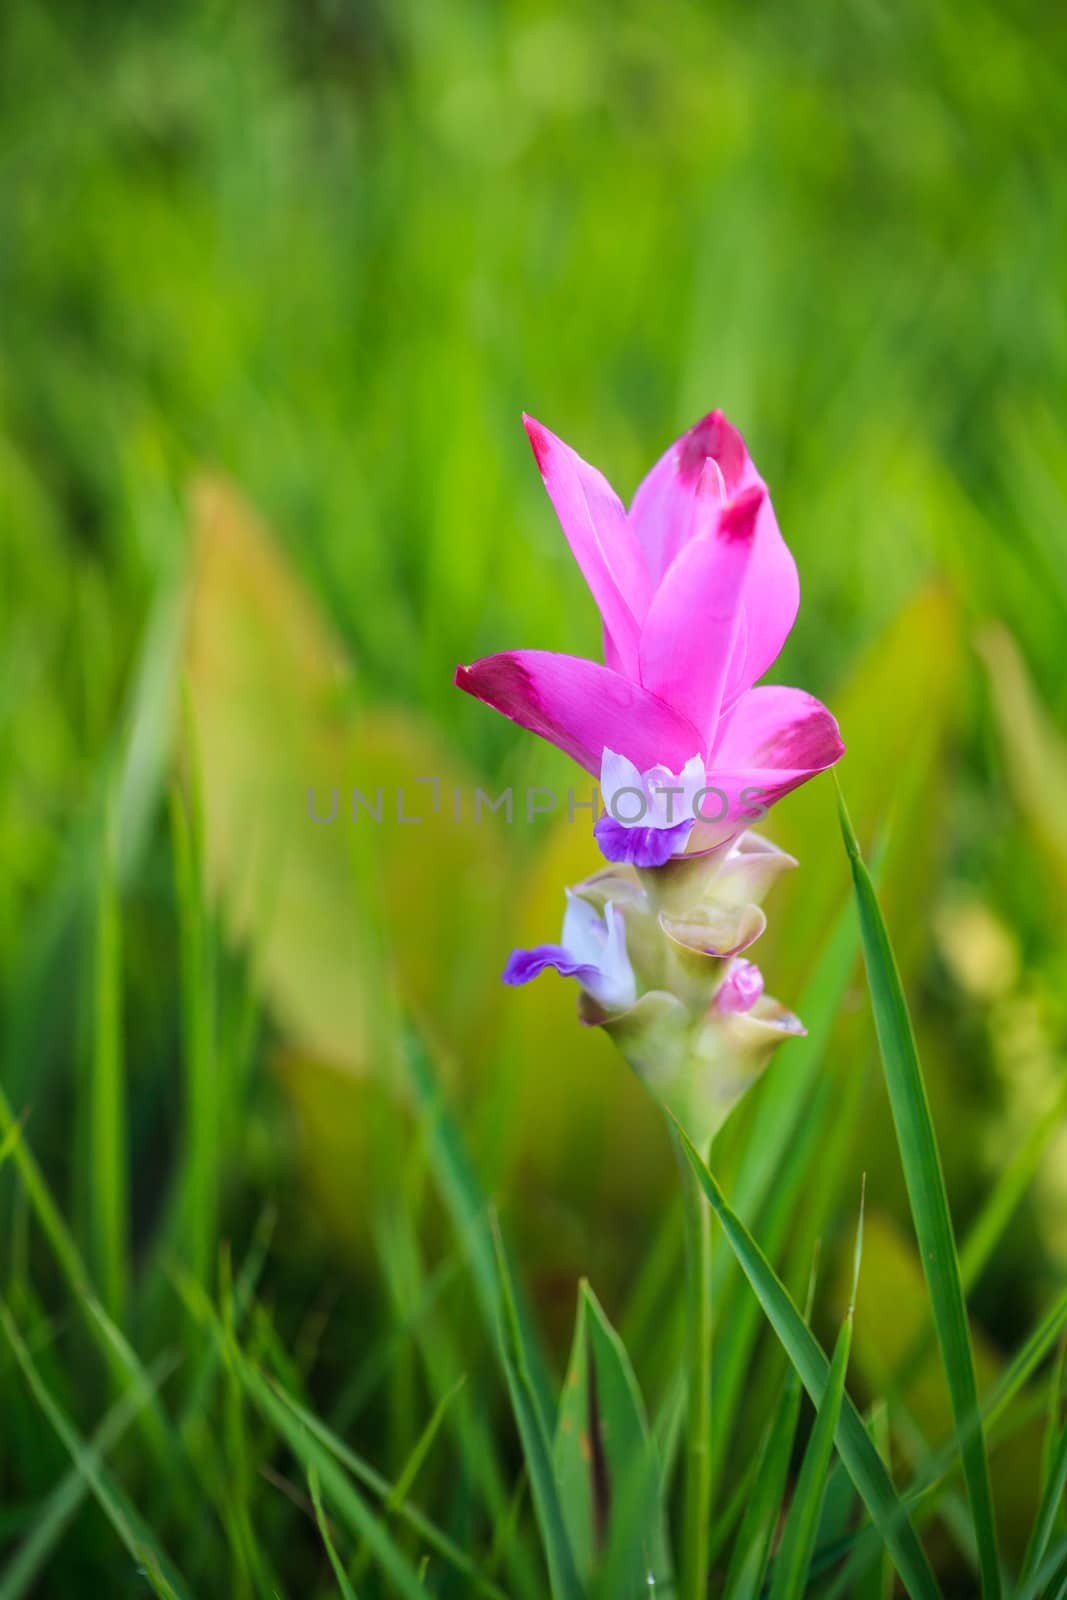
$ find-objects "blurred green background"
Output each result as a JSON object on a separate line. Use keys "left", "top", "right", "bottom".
{"left": 2, "top": 1, "right": 1066, "bottom": 1594}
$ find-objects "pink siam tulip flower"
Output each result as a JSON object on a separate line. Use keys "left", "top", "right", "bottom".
{"left": 456, "top": 412, "right": 844, "bottom": 860}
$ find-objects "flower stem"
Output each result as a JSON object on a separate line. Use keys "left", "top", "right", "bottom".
{"left": 671, "top": 1123, "right": 712, "bottom": 1600}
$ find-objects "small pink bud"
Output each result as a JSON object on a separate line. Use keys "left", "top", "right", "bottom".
{"left": 714, "top": 958, "right": 764, "bottom": 1015}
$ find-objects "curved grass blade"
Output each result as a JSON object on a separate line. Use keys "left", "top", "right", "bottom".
{"left": 404, "top": 1027, "right": 554, "bottom": 1432}
{"left": 170, "top": 779, "right": 219, "bottom": 1291}
{"left": 820, "top": 1284, "right": 1067, "bottom": 1596}
{"left": 706, "top": 1442, "right": 761, "bottom": 1574}
{"left": 958, "top": 1076, "right": 1067, "bottom": 1294}
{"left": 880, "top": 1074, "right": 1067, "bottom": 1430}
{"left": 385, "top": 1373, "right": 466, "bottom": 1512}
{"left": 838, "top": 786, "right": 1001, "bottom": 1599}
{"left": 0, "top": 1351, "right": 179, "bottom": 1600}
{"left": 677, "top": 1131, "right": 942, "bottom": 1600}
{"left": 400, "top": 1029, "right": 558, "bottom": 1593}
{"left": 724, "top": 1246, "right": 820, "bottom": 1600}
{"left": 242, "top": 1372, "right": 433, "bottom": 1600}
{"left": 171, "top": 1272, "right": 511, "bottom": 1600}
{"left": 0, "top": 1116, "right": 27, "bottom": 1170}
{"left": 983, "top": 1287, "right": 1067, "bottom": 1437}
{"left": 490, "top": 1218, "right": 583, "bottom": 1600}
{"left": 89, "top": 822, "right": 127, "bottom": 1323}
{"left": 0, "top": 1086, "right": 179, "bottom": 1485}
{"left": 672, "top": 1122, "right": 713, "bottom": 1600}
{"left": 722, "top": 1365, "right": 804, "bottom": 1600}
{"left": 553, "top": 1281, "right": 671, "bottom": 1598}
{"left": 1016, "top": 1532, "right": 1067, "bottom": 1600}
{"left": 178, "top": 1206, "right": 275, "bottom": 1437}
{"left": 256, "top": 1374, "right": 509, "bottom": 1600}
{"left": 727, "top": 900, "right": 859, "bottom": 1228}
{"left": 767, "top": 1318, "right": 851, "bottom": 1600}
{"left": 711, "top": 1064, "right": 862, "bottom": 1492}
{"left": 308, "top": 1465, "right": 360, "bottom": 1600}
{"left": 0, "top": 1299, "right": 191, "bottom": 1600}
{"left": 706, "top": 899, "right": 864, "bottom": 1502}
{"left": 768, "top": 1192, "right": 862, "bottom": 1600}
{"left": 1019, "top": 1417, "right": 1067, "bottom": 1588}
{"left": 1039, "top": 1335, "right": 1066, "bottom": 1488}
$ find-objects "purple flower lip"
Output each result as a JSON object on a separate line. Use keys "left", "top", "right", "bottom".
{"left": 594, "top": 815, "right": 696, "bottom": 868}
{"left": 501, "top": 896, "right": 637, "bottom": 1013}
{"left": 502, "top": 946, "right": 598, "bottom": 988}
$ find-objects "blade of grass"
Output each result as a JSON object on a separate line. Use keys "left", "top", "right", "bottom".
{"left": 838, "top": 783, "right": 1001, "bottom": 1600}
{"left": 385, "top": 1374, "right": 466, "bottom": 1513}
{"left": 958, "top": 1076, "right": 1067, "bottom": 1293}
{"left": 903, "top": 1286, "right": 1066, "bottom": 1517}
{"left": 308, "top": 1464, "right": 360, "bottom": 1600}
{"left": 486, "top": 1468, "right": 530, "bottom": 1585}
{"left": 1019, "top": 1417, "right": 1067, "bottom": 1587}
{"left": 218, "top": 1244, "right": 275, "bottom": 1600}
{"left": 727, "top": 899, "right": 859, "bottom": 1228}
{"left": 670, "top": 1121, "right": 713, "bottom": 1600}
{"left": 722, "top": 1364, "right": 804, "bottom": 1600}
{"left": 879, "top": 1066, "right": 1067, "bottom": 1432}
{"left": 983, "top": 1288, "right": 1067, "bottom": 1437}
{"left": 624, "top": 904, "right": 857, "bottom": 1536}
{"left": 231, "top": 1353, "right": 510, "bottom": 1600}
{"left": 705, "top": 1441, "right": 762, "bottom": 1573}
{"left": 710, "top": 1063, "right": 862, "bottom": 1490}
{"left": 768, "top": 1187, "right": 863, "bottom": 1600}
{"left": 1040, "top": 1336, "right": 1066, "bottom": 1491}
{"left": 769, "top": 1321, "right": 851, "bottom": 1600}
{"left": 170, "top": 778, "right": 218, "bottom": 1288}
{"left": 0, "top": 1351, "right": 179, "bottom": 1600}
{"left": 706, "top": 901, "right": 864, "bottom": 1497}
{"left": 401, "top": 1027, "right": 565, "bottom": 1593}
{"left": 724, "top": 1243, "right": 820, "bottom": 1600}
{"left": 352, "top": 1387, "right": 472, "bottom": 1594}
{"left": 695, "top": 899, "right": 860, "bottom": 1435}
{"left": 369, "top": 1193, "right": 541, "bottom": 1598}
{"left": 619, "top": 1195, "right": 682, "bottom": 1368}
{"left": 404, "top": 1026, "right": 555, "bottom": 1434}
{"left": 567, "top": 1282, "right": 672, "bottom": 1599}
{"left": 490, "top": 1216, "right": 583, "bottom": 1600}
{"left": 0, "top": 1297, "right": 191, "bottom": 1600}
{"left": 374, "top": 1208, "right": 419, "bottom": 1507}
{"left": 0, "top": 1086, "right": 178, "bottom": 1478}
{"left": 266, "top": 1415, "right": 425, "bottom": 1599}
{"left": 328, "top": 1251, "right": 459, "bottom": 1435}
{"left": 178, "top": 1207, "right": 275, "bottom": 1438}
{"left": 0, "top": 1108, "right": 28, "bottom": 1169}
{"left": 243, "top": 1356, "right": 488, "bottom": 1600}
{"left": 817, "top": 1275, "right": 1067, "bottom": 1594}
{"left": 851, "top": 1406, "right": 894, "bottom": 1600}
{"left": 677, "top": 1130, "right": 942, "bottom": 1600}
{"left": 1016, "top": 1533, "right": 1067, "bottom": 1600}
{"left": 89, "top": 821, "right": 127, "bottom": 1323}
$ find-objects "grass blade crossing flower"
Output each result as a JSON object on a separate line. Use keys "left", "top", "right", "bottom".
{"left": 837, "top": 786, "right": 1002, "bottom": 1600}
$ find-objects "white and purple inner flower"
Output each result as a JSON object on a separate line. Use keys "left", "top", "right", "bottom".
{"left": 594, "top": 747, "right": 706, "bottom": 868}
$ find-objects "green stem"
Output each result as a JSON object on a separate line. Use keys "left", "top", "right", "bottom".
{"left": 672, "top": 1123, "right": 712, "bottom": 1600}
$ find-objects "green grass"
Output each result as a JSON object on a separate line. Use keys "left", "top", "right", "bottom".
{"left": 839, "top": 788, "right": 1002, "bottom": 1598}
{"left": 2, "top": 0, "right": 1067, "bottom": 1593}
